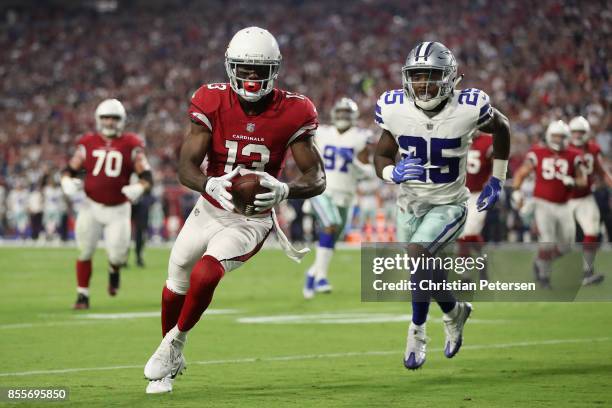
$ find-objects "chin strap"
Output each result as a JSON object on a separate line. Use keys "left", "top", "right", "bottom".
{"left": 453, "top": 74, "right": 464, "bottom": 88}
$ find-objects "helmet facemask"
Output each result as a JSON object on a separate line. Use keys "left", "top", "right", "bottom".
{"left": 546, "top": 133, "right": 569, "bottom": 151}
{"left": 545, "top": 120, "right": 571, "bottom": 152}
{"left": 96, "top": 115, "right": 124, "bottom": 137}
{"left": 402, "top": 67, "right": 454, "bottom": 110}
{"left": 225, "top": 60, "right": 280, "bottom": 102}
{"left": 330, "top": 97, "right": 359, "bottom": 132}
{"left": 94, "top": 99, "right": 126, "bottom": 138}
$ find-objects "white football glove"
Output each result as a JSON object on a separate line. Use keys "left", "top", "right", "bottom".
{"left": 560, "top": 175, "right": 575, "bottom": 187}
{"left": 253, "top": 171, "right": 289, "bottom": 212}
{"left": 121, "top": 183, "right": 145, "bottom": 203}
{"left": 510, "top": 190, "right": 523, "bottom": 210}
{"left": 61, "top": 176, "right": 82, "bottom": 198}
{"left": 205, "top": 166, "right": 242, "bottom": 212}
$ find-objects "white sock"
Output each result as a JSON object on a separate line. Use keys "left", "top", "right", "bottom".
{"left": 167, "top": 325, "right": 187, "bottom": 346}
{"left": 77, "top": 287, "right": 89, "bottom": 296}
{"left": 536, "top": 258, "right": 552, "bottom": 279}
{"left": 583, "top": 250, "right": 596, "bottom": 275}
{"left": 306, "top": 265, "right": 316, "bottom": 278}
{"left": 314, "top": 246, "right": 334, "bottom": 281}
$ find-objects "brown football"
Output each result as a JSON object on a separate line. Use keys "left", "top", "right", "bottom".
{"left": 231, "top": 173, "right": 269, "bottom": 216}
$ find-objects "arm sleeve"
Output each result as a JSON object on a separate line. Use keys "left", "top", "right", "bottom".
{"left": 476, "top": 91, "right": 494, "bottom": 128}
{"left": 188, "top": 86, "right": 218, "bottom": 131}
{"left": 287, "top": 96, "right": 319, "bottom": 145}
{"left": 375, "top": 93, "right": 389, "bottom": 131}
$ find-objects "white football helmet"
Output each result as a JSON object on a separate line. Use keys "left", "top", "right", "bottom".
{"left": 402, "top": 41, "right": 459, "bottom": 110}
{"left": 545, "top": 120, "right": 570, "bottom": 151}
{"left": 95, "top": 99, "right": 126, "bottom": 137}
{"left": 569, "top": 116, "right": 591, "bottom": 146}
{"left": 225, "top": 27, "right": 281, "bottom": 102}
{"left": 331, "top": 97, "right": 359, "bottom": 131}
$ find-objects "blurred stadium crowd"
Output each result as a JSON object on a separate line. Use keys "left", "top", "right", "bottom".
{"left": 0, "top": 0, "right": 610, "bottom": 243}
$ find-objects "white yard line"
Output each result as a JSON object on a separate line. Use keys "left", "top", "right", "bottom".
{"left": 0, "top": 309, "right": 239, "bottom": 330}
{"left": 0, "top": 337, "right": 608, "bottom": 377}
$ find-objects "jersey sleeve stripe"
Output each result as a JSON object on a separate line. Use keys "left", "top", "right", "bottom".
{"left": 287, "top": 124, "right": 317, "bottom": 146}
{"left": 478, "top": 103, "right": 491, "bottom": 118}
{"left": 190, "top": 111, "right": 212, "bottom": 131}
{"left": 375, "top": 104, "right": 382, "bottom": 114}
{"left": 375, "top": 114, "right": 384, "bottom": 124}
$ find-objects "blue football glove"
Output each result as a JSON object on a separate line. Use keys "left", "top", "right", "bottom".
{"left": 391, "top": 155, "right": 425, "bottom": 184}
{"left": 476, "top": 176, "right": 503, "bottom": 212}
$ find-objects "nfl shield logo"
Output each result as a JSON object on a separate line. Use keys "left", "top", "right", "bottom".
{"left": 246, "top": 123, "right": 255, "bottom": 132}
{"left": 427, "top": 123, "right": 434, "bottom": 130}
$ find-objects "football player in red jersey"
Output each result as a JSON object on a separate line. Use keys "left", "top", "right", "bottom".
{"left": 567, "top": 116, "right": 612, "bottom": 285}
{"left": 143, "top": 27, "right": 325, "bottom": 394}
{"left": 457, "top": 132, "right": 493, "bottom": 279}
{"left": 61, "top": 99, "right": 153, "bottom": 309}
{"left": 512, "top": 120, "right": 587, "bottom": 287}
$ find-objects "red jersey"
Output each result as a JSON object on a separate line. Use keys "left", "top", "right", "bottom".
{"left": 570, "top": 140, "right": 601, "bottom": 199}
{"left": 526, "top": 143, "right": 583, "bottom": 203}
{"left": 466, "top": 133, "right": 493, "bottom": 193}
{"left": 77, "top": 132, "right": 145, "bottom": 205}
{"left": 188, "top": 83, "right": 318, "bottom": 208}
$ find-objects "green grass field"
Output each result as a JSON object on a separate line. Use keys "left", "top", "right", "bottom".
{"left": 0, "top": 246, "right": 611, "bottom": 407}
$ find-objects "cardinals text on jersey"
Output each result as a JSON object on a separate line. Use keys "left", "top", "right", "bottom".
{"left": 526, "top": 143, "right": 583, "bottom": 203}
{"left": 315, "top": 124, "right": 372, "bottom": 203}
{"left": 77, "top": 132, "right": 145, "bottom": 206}
{"left": 375, "top": 88, "right": 494, "bottom": 216}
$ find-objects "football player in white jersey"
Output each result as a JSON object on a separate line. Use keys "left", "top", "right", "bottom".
{"left": 374, "top": 42, "right": 511, "bottom": 370}
{"left": 303, "top": 97, "right": 374, "bottom": 298}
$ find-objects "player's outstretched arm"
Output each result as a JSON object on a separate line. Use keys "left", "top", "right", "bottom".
{"left": 574, "top": 164, "right": 588, "bottom": 189}
{"left": 594, "top": 154, "right": 612, "bottom": 187}
{"left": 373, "top": 130, "right": 424, "bottom": 184}
{"left": 60, "top": 147, "right": 85, "bottom": 197}
{"left": 479, "top": 108, "right": 510, "bottom": 162}
{"left": 287, "top": 136, "right": 326, "bottom": 199}
{"left": 178, "top": 122, "right": 212, "bottom": 193}
{"left": 510, "top": 160, "right": 534, "bottom": 209}
{"left": 475, "top": 109, "right": 511, "bottom": 211}
{"left": 374, "top": 130, "right": 398, "bottom": 179}
{"left": 122, "top": 150, "right": 154, "bottom": 203}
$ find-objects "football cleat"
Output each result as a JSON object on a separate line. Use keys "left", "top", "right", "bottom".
{"left": 108, "top": 271, "right": 120, "bottom": 296}
{"left": 314, "top": 278, "right": 332, "bottom": 293}
{"left": 73, "top": 293, "right": 89, "bottom": 310}
{"left": 443, "top": 302, "right": 472, "bottom": 358}
{"left": 303, "top": 273, "right": 315, "bottom": 299}
{"left": 404, "top": 322, "right": 427, "bottom": 370}
{"left": 582, "top": 273, "right": 604, "bottom": 286}
{"left": 146, "top": 377, "right": 174, "bottom": 394}
{"left": 144, "top": 330, "right": 186, "bottom": 380}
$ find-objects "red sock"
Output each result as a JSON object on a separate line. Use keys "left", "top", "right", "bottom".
{"left": 76, "top": 260, "right": 92, "bottom": 288}
{"left": 161, "top": 286, "right": 186, "bottom": 337}
{"left": 177, "top": 256, "right": 225, "bottom": 332}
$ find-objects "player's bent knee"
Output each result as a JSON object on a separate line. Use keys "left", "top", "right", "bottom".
{"left": 108, "top": 248, "right": 128, "bottom": 266}
{"left": 166, "top": 278, "right": 189, "bottom": 295}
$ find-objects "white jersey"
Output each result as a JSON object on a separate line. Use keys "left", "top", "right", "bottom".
{"left": 315, "top": 124, "right": 372, "bottom": 206}
{"left": 375, "top": 88, "right": 494, "bottom": 217}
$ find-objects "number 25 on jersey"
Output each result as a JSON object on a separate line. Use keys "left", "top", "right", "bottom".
{"left": 398, "top": 135, "right": 461, "bottom": 183}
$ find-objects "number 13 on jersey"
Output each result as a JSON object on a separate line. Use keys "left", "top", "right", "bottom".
{"left": 398, "top": 135, "right": 461, "bottom": 183}
{"left": 224, "top": 141, "right": 270, "bottom": 172}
